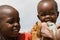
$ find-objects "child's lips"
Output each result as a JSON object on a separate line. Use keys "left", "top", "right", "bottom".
{"left": 12, "top": 29, "right": 19, "bottom": 32}
{"left": 12, "top": 29, "right": 19, "bottom": 35}
{"left": 11, "top": 27, "right": 19, "bottom": 32}
{"left": 13, "top": 29, "right": 18, "bottom": 31}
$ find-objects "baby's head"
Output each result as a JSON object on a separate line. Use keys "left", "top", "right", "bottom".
{"left": 37, "top": 0, "right": 59, "bottom": 23}
{"left": 0, "top": 5, "right": 20, "bottom": 38}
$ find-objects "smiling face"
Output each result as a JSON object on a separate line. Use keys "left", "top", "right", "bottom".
{"left": 37, "top": 1, "right": 59, "bottom": 23}
{"left": 0, "top": 5, "right": 20, "bottom": 38}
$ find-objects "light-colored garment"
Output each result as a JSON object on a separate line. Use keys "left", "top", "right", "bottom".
{"left": 36, "top": 37, "right": 40, "bottom": 40}
{"left": 31, "top": 21, "right": 56, "bottom": 40}
{"left": 31, "top": 21, "right": 41, "bottom": 40}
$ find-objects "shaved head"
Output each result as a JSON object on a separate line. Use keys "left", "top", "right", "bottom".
{"left": 37, "top": 0, "right": 59, "bottom": 23}
{"left": 0, "top": 5, "right": 18, "bottom": 13}
{"left": 37, "top": 0, "right": 58, "bottom": 13}
{"left": 0, "top": 5, "right": 19, "bottom": 21}
{"left": 41, "top": 0, "right": 54, "bottom": 1}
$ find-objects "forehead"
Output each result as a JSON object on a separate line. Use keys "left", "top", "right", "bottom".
{"left": 38, "top": 1, "right": 56, "bottom": 12}
{"left": 0, "top": 8, "right": 19, "bottom": 17}
{"left": 0, "top": 14, "right": 19, "bottom": 22}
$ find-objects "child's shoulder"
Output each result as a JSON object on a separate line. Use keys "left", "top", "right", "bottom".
{"left": 18, "top": 33, "right": 32, "bottom": 40}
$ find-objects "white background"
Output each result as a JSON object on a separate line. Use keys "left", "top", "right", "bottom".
{"left": 0, "top": 0, "right": 60, "bottom": 32}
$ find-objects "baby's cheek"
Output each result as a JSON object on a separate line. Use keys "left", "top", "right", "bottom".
{"left": 41, "top": 17, "right": 45, "bottom": 20}
{"left": 52, "top": 15, "right": 57, "bottom": 20}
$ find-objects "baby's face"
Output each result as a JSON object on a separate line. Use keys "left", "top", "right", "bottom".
{"left": 37, "top": 1, "right": 58, "bottom": 23}
{"left": 0, "top": 8, "right": 20, "bottom": 38}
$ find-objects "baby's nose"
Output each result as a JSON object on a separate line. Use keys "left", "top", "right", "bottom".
{"left": 46, "top": 15, "right": 50, "bottom": 18}
{"left": 45, "top": 15, "right": 51, "bottom": 19}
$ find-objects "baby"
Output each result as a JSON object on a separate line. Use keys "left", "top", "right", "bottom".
{"left": 31, "top": 0, "right": 59, "bottom": 40}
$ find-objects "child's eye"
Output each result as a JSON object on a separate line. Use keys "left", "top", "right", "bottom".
{"left": 7, "top": 18, "right": 14, "bottom": 24}
{"left": 7, "top": 20, "right": 14, "bottom": 24}
{"left": 17, "top": 18, "right": 20, "bottom": 24}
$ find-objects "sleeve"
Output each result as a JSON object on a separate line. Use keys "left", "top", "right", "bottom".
{"left": 28, "top": 33, "right": 32, "bottom": 40}
{"left": 18, "top": 33, "right": 32, "bottom": 40}
{"left": 18, "top": 33, "right": 25, "bottom": 40}
{"left": 25, "top": 33, "right": 32, "bottom": 40}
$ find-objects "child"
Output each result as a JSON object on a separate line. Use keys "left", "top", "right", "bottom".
{"left": 0, "top": 5, "right": 31, "bottom": 40}
{"left": 31, "top": 0, "right": 59, "bottom": 40}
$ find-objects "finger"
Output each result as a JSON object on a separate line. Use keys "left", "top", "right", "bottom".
{"left": 41, "top": 28, "right": 51, "bottom": 38}
{"left": 41, "top": 28, "right": 48, "bottom": 37}
{"left": 41, "top": 29, "right": 53, "bottom": 38}
{"left": 41, "top": 22, "right": 48, "bottom": 29}
{"left": 56, "top": 24, "right": 60, "bottom": 29}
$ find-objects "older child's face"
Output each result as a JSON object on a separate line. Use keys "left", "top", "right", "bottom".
{"left": 0, "top": 8, "right": 20, "bottom": 38}
{"left": 37, "top": 1, "right": 58, "bottom": 23}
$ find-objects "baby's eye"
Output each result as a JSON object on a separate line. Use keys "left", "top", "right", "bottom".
{"left": 40, "top": 13, "right": 46, "bottom": 16}
{"left": 49, "top": 12, "right": 55, "bottom": 15}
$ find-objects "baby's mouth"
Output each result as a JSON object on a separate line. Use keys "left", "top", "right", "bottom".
{"left": 44, "top": 19, "right": 52, "bottom": 22}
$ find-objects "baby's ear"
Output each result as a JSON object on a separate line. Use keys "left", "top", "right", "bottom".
{"left": 37, "top": 15, "right": 40, "bottom": 20}
{"left": 56, "top": 11, "right": 59, "bottom": 18}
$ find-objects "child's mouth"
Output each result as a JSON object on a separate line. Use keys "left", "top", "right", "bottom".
{"left": 12, "top": 29, "right": 19, "bottom": 35}
{"left": 13, "top": 29, "right": 19, "bottom": 32}
{"left": 11, "top": 28, "right": 19, "bottom": 33}
{"left": 13, "top": 29, "right": 18, "bottom": 32}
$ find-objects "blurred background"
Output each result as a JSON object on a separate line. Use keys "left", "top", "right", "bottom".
{"left": 0, "top": 0, "right": 60, "bottom": 33}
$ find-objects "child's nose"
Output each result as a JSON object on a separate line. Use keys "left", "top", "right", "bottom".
{"left": 13, "top": 23, "right": 19, "bottom": 27}
{"left": 12, "top": 23, "right": 20, "bottom": 31}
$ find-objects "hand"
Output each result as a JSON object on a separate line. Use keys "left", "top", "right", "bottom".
{"left": 56, "top": 24, "right": 60, "bottom": 40}
{"left": 41, "top": 22, "right": 54, "bottom": 39}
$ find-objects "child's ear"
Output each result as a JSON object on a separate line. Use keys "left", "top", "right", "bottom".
{"left": 37, "top": 15, "right": 40, "bottom": 20}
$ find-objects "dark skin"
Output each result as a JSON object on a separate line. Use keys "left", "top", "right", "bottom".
{"left": 37, "top": 1, "right": 59, "bottom": 40}
{"left": 0, "top": 5, "right": 20, "bottom": 40}
{"left": 37, "top": 1, "right": 58, "bottom": 23}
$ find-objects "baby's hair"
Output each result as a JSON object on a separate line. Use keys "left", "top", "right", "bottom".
{"left": 37, "top": 0, "right": 58, "bottom": 14}
{"left": 41, "top": 0, "right": 54, "bottom": 1}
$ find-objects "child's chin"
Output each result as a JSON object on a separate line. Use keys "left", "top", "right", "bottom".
{"left": 10, "top": 34, "right": 18, "bottom": 38}
{"left": 10, "top": 33, "right": 19, "bottom": 37}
